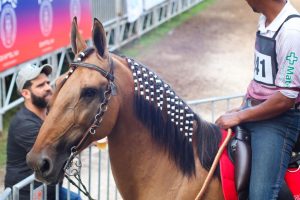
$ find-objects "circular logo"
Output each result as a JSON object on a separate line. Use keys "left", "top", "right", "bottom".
{"left": 70, "top": 0, "right": 81, "bottom": 24}
{"left": 39, "top": 0, "right": 53, "bottom": 37}
{"left": 0, "top": 4, "right": 17, "bottom": 49}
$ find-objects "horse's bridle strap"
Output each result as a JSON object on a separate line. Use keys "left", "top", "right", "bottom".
{"left": 72, "top": 126, "right": 93, "bottom": 153}
{"left": 63, "top": 50, "right": 115, "bottom": 157}
{"left": 70, "top": 62, "right": 114, "bottom": 82}
{"left": 67, "top": 57, "right": 115, "bottom": 153}
{"left": 62, "top": 48, "right": 116, "bottom": 200}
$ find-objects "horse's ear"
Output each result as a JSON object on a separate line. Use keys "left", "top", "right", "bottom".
{"left": 71, "top": 17, "right": 87, "bottom": 54}
{"left": 92, "top": 18, "right": 108, "bottom": 58}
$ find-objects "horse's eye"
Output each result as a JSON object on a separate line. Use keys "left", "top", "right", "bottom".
{"left": 81, "top": 88, "right": 98, "bottom": 98}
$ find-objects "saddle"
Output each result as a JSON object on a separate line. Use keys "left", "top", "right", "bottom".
{"left": 228, "top": 126, "right": 300, "bottom": 200}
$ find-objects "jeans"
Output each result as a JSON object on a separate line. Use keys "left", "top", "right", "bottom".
{"left": 242, "top": 109, "right": 300, "bottom": 200}
{"left": 59, "top": 187, "right": 82, "bottom": 200}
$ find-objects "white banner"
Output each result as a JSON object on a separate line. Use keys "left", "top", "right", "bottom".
{"left": 143, "top": 0, "right": 165, "bottom": 10}
{"left": 126, "top": 0, "right": 143, "bottom": 23}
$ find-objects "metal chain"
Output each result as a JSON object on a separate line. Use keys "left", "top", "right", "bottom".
{"left": 64, "top": 148, "right": 81, "bottom": 176}
{"left": 89, "top": 85, "right": 112, "bottom": 135}
{"left": 61, "top": 50, "right": 116, "bottom": 200}
{"left": 63, "top": 82, "right": 113, "bottom": 200}
{"left": 64, "top": 152, "right": 96, "bottom": 199}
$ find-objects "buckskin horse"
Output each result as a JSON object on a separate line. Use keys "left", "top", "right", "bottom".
{"left": 26, "top": 18, "right": 300, "bottom": 200}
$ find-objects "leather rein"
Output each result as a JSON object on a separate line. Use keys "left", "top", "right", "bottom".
{"left": 61, "top": 47, "right": 116, "bottom": 199}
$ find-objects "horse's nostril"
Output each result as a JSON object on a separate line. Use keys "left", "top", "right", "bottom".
{"left": 39, "top": 157, "right": 52, "bottom": 175}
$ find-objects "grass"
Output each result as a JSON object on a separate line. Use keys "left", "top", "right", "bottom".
{"left": 0, "top": 106, "right": 19, "bottom": 167}
{"left": 121, "top": 0, "right": 216, "bottom": 57}
{"left": 0, "top": 137, "right": 7, "bottom": 167}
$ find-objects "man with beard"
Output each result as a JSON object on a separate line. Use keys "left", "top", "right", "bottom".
{"left": 4, "top": 64, "right": 81, "bottom": 200}
{"left": 4, "top": 63, "right": 56, "bottom": 199}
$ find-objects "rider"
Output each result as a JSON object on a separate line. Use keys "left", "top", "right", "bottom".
{"left": 216, "top": 0, "right": 300, "bottom": 199}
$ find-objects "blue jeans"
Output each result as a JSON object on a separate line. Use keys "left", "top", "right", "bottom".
{"left": 242, "top": 108, "right": 300, "bottom": 200}
{"left": 59, "top": 187, "right": 82, "bottom": 200}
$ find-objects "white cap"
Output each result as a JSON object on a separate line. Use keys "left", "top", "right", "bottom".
{"left": 16, "top": 63, "right": 52, "bottom": 92}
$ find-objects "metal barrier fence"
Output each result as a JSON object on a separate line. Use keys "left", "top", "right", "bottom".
{"left": 0, "top": 94, "right": 244, "bottom": 200}
{"left": 187, "top": 94, "right": 244, "bottom": 122}
{"left": 0, "top": 188, "right": 11, "bottom": 200}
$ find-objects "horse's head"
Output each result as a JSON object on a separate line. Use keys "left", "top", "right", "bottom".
{"left": 26, "top": 17, "right": 120, "bottom": 184}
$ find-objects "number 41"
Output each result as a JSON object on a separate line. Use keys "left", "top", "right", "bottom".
{"left": 255, "top": 57, "right": 266, "bottom": 77}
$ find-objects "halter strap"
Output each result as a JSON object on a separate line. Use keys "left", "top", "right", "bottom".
{"left": 70, "top": 85, "right": 112, "bottom": 154}
{"left": 70, "top": 47, "right": 114, "bottom": 78}
{"left": 62, "top": 48, "right": 117, "bottom": 200}
{"left": 63, "top": 47, "right": 116, "bottom": 167}
{"left": 70, "top": 59, "right": 115, "bottom": 82}
{"left": 65, "top": 48, "right": 116, "bottom": 152}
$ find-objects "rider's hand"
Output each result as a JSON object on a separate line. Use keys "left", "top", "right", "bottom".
{"left": 215, "top": 111, "right": 241, "bottom": 129}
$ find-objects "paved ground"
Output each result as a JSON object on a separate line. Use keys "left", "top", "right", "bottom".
{"left": 129, "top": 0, "right": 256, "bottom": 100}
{"left": 1, "top": 0, "right": 300, "bottom": 197}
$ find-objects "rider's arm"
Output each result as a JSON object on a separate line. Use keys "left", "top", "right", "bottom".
{"left": 238, "top": 91, "right": 295, "bottom": 121}
{"left": 215, "top": 91, "right": 295, "bottom": 129}
{"left": 217, "top": 27, "right": 300, "bottom": 129}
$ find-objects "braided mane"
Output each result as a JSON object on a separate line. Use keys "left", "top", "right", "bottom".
{"left": 127, "top": 58, "right": 221, "bottom": 176}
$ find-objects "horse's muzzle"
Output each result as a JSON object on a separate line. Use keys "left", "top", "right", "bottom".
{"left": 26, "top": 150, "right": 59, "bottom": 184}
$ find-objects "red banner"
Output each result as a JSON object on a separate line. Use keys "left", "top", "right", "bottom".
{"left": 0, "top": 0, "right": 92, "bottom": 72}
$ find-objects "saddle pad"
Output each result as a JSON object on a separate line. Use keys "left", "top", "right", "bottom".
{"left": 219, "top": 130, "right": 237, "bottom": 200}
{"left": 285, "top": 168, "right": 300, "bottom": 199}
{"left": 220, "top": 130, "right": 300, "bottom": 200}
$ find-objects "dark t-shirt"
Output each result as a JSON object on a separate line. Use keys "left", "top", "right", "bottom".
{"left": 4, "top": 106, "right": 56, "bottom": 199}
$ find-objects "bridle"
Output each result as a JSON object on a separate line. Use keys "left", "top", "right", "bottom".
{"left": 61, "top": 47, "right": 116, "bottom": 199}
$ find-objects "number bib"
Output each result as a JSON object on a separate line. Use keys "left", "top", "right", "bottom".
{"left": 253, "top": 33, "right": 277, "bottom": 86}
{"left": 253, "top": 15, "right": 300, "bottom": 86}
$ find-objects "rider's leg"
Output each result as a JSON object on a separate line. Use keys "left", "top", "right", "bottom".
{"left": 243, "top": 110, "right": 300, "bottom": 200}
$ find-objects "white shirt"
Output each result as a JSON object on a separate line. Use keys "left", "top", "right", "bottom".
{"left": 246, "top": 1, "right": 300, "bottom": 101}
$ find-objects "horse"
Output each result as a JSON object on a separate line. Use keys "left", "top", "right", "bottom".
{"left": 26, "top": 17, "right": 224, "bottom": 200}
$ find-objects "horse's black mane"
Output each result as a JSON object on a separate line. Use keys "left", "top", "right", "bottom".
{"left": 127, "top": 58, "right": 221, "bottom": 177}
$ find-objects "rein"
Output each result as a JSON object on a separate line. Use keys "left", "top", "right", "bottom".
{"left": 61, "top": 48, "right": 116, "bottom": 199}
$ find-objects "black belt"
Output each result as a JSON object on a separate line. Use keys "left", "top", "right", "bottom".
{"left": 247, "top": 98, "right": 300, "bottom": 110}
{"left": 294, "top": 103, "right": 300, "bottom": 110}
{"left": 246, "top": 98, "right": 264, "bottom": 107}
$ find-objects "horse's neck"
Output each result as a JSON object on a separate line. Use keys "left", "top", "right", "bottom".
{"left": 107, "top": 56, "right": 223, "bottom": 200}
{"left": 108, "top": 120, "right": 223, "bottom": 200}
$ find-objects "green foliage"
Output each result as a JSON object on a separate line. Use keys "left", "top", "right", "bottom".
{"left": 0, "top": 106, "right": 19, "bottom": 167}
{"left": 121, "top": 0, "right": 216, "bottom": 57}
{"left": 0, "top": 136, "right": 7, "bottom": 167}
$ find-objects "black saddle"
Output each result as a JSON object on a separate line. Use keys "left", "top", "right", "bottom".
{"left": 228, "top": 126, "right": 300, "bottom": 200}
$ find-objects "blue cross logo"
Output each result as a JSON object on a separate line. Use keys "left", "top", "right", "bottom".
{"left": 286, "top": 52, "right": 298, "bottom": 65}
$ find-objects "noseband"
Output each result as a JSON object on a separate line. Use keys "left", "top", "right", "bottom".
{"left": 61, "top": 47, "right": 116, "bottom": 199}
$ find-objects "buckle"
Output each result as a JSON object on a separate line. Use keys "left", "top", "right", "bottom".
{"left": 246, "top": 98, "right": 264, "bottom": 107}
